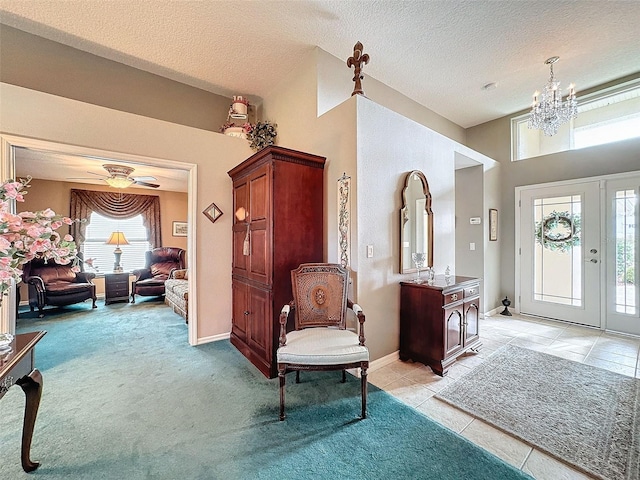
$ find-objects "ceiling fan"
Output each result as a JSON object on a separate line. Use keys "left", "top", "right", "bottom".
{"left": 71, "top": 164, "right": 160, "bottom": 189}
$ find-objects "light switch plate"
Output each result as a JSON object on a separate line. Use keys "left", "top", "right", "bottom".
{"left": 367, "top": 245, "right": 374, "bottom": 258}
{"left": 470, "top": 217, "right": 481, "bottom": 224}
{"left": 470, "top": 242, "right": 476, "bottom": 251}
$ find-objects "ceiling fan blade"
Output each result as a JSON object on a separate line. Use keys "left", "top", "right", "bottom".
{"left": 85, "top": 171, "right": 109, "bottom": 178}
{"left": 133, "top": 176, "right": 157, "bottom": 182}
{"left": 133, "top": 180, "right": 160, "bottom": 188}
{"left": 67, "top": 177, "right": 104, "bottom": 181}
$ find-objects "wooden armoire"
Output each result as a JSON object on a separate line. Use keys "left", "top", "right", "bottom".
{"left": 227, "top": 146, "right": 326, "bottom": 378}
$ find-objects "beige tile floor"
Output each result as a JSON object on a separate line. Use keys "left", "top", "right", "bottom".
{"left": 369, "top": 313, "right": 640, "bottom": 480}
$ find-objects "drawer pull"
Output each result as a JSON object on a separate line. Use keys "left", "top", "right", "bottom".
{"left": 451, "top": 293, "right": 458, "bottom": 301}
{"left": 468, "top": 289, "right": 475, "bottom": 295}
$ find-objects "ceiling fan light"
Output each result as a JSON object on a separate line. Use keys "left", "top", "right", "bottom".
{"left": 105, "top": 176, "right": 135, "bottom": 189}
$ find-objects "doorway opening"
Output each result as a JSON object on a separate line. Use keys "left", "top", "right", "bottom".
{"left": 516, "top": 172, "right": 640, "bottom": 336}
{"left": 0, "top": 135, "right": 198, "bottom": 343}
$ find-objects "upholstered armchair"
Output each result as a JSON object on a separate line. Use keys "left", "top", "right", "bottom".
{"left": 277, "top": 263, "right": 369, "bottom": 421}
{"left": 22, "top": 258, "right": 97, "bottom": 318}
{"left": 131, "top": 247, "right": 185, "bottom": 303}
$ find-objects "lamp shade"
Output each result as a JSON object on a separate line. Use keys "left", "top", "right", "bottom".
{"left": 105, "top": 231, "right": 130, "bottom": 247}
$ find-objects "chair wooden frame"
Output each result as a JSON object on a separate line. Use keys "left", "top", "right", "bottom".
{"left": 277, "top": 263, "right": 369, "bottom": 421}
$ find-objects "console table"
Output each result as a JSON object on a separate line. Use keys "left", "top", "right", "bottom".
{"left": 400, "top": 276, "right": 481, "bottom": 376}
{"left": 0, "top": 331, "right": 46, "bottom": 472}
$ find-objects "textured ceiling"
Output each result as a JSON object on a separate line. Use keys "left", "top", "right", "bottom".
{"left": 1, "top": 0, "right": 639, "bottom": 129}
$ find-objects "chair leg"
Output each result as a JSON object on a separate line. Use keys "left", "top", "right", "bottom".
{"left": 295, "top": 371, "right": 300, "bottom": 384}
{"left": 279, "top": 366, "right": 286, "bottom": 421}
{"left": 361, "top": 365, "right": 368, "bottom": 419}
{"left": 341, "top": 369, "right": 346, "bottom": 383}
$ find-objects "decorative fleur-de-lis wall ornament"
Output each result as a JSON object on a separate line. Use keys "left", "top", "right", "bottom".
{"left": 347, "top": 41, "right": 370, "bottom": 96}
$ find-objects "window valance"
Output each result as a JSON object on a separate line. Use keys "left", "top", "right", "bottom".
{"left": 70, "top": 189, "right": 161, "bottom": 248}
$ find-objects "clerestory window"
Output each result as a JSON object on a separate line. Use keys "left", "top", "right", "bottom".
{"left": 511, "top": 78, "right": 640, "bottom": 161}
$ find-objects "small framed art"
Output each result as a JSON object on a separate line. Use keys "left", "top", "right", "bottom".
{"left": 172, "top": 221, "right": 188, "bottom": 237}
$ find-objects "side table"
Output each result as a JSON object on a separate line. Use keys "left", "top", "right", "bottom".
{"left": 0, "top": 330, "right": 46, "bottom": 472}
{"left": 104, "top": 272, "right": 130, "bottom": 304}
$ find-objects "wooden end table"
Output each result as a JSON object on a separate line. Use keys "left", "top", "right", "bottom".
{"left": 104, "top": 272, "right": 131, "bottom": 305}
{"left": 0, "top": 330, "right": 46, "bottom": 472}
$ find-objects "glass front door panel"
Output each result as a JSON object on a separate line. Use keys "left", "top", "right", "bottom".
{"left": 533, "top": 195, "right": 583, "bottom": 307}
{"left": 615, "top": 189, "right": 637, "bottom": 315}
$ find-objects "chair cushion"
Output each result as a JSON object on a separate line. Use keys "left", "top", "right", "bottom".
{"left": 277, "top": 328, "right": 369, "bottom": 365}
{"left": 165, "top": 279, "right": 188, "bottom": 300}
{"left": 136, "top": 277, "right": 167, "bottom": 287}
{"left": 45, "top": 281, "right": 94, "bottom": 296}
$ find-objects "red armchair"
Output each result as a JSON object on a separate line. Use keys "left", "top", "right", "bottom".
{"left": 23, "top": 258, "right": 97, "bottom": 318}
{"left": 131, "top": 247, "right": 186, "bottom": 303}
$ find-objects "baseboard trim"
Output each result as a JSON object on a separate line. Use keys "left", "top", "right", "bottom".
{"left": 370, "top": 350, "right": 400, "bottom": 372}
{"left": 348, "top": 350, "right": 400, "bottom": 378}
{"left": 196, "top": 332, "right": 230, "bottom": 345}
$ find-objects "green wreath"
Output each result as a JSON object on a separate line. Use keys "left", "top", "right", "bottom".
{"left": 534, "top": 210, "right": 581, "bottom": 252}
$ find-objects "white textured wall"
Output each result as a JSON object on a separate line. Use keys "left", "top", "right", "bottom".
{"left": 263, "top": 51, "right": 499, "bottom": 361}
{"left": 455, "top": 165, "right": 484, "bottom": 279}
{"left": 0, "top": 82, "right": 252, "bottom": 342}
{"left": 316, "top": 48, "right": 466, "bottom": 144}
{"left": 355, "top": 98, "right": 457, "bottom": 359}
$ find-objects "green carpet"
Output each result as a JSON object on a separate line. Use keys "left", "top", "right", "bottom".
{"left": 1, "top": 300, "right": 532, "bottom": 479}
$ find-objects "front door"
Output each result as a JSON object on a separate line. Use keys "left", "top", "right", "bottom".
{"left": 519, "top": 181, "right": 602, "bottom": 327}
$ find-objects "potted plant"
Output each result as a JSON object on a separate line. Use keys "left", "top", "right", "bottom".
{"left": 246, "top": 121, "right": 277, "bottom": 151}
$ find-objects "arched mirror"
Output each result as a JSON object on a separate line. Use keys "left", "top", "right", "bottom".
{"left": 400, "top": 170, "right": 434, "bottom": 273}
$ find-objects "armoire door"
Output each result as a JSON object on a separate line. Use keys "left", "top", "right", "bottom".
{"left": 246, "top": 285, "right": 272, "bottom": 364}
{"left": 247, "top": 166, "right": 270, "bottom": 284}
{"left": 231, "top": 281, "right": 249, "bottom": 342}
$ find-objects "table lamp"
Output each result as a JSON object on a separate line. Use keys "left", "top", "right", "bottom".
{"left": 106, "top": 231, "right": 129, "bottom": 273}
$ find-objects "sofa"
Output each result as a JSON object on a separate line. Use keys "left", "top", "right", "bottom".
{"left": 164, "top": 269, "right": 188, "bottom": 322}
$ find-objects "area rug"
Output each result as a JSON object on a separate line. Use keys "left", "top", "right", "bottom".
{"left": 436, "top": 344, "right": 640, "bottom": 480}
{"left": 0, "top": 302, "right": 533, "bottom": 479}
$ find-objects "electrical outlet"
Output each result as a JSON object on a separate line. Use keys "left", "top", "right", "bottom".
{"left": 367, "top": 245, "right": 374, "bottom": 258}
{"left": 470, "top": 242, "right": 476, "bottom": 251}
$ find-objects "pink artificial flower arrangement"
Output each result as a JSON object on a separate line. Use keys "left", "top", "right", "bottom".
{"left": 0, "top": 177, "right": 80, "bottom": 295}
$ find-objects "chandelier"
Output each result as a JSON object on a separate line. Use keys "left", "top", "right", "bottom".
{"left": 528, "top": 56, "right": 577, "bottom": 136}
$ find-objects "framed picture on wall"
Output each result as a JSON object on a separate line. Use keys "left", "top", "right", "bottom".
{"left": 489, "top": 209, "right": 498, "bottom": 241}
{"left": 172, "top": 221, "right": 188, "bottom": 237}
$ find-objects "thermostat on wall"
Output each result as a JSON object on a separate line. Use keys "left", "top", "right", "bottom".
{"left": 470, "top": 217, "right": 481, "bottom": 225}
